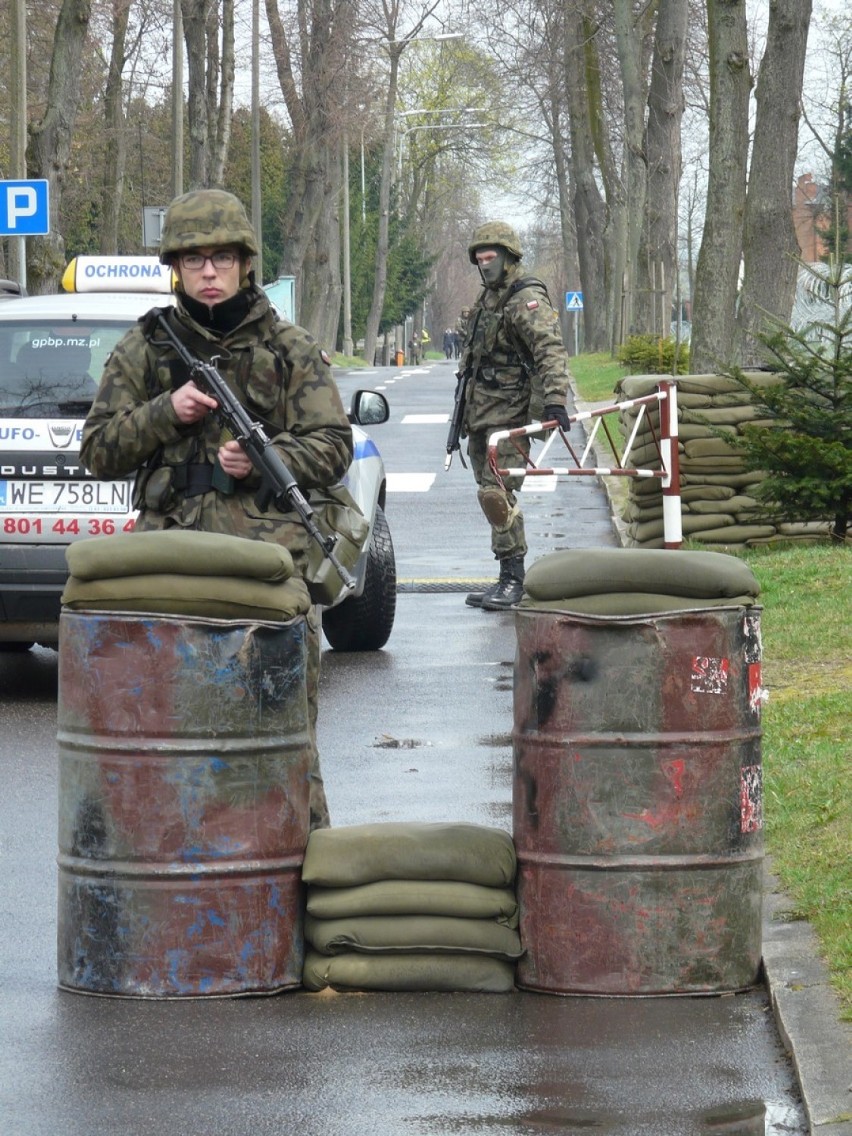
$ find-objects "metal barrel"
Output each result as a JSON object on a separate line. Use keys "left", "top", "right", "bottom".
{"left": 57, "top": 611, "right": 312, "bottom": 998}
{"left": 513, "top": 605, "right": 764, "bottom": 996}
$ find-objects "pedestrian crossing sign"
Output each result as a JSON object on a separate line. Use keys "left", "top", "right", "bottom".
{"left": 565, "top": 291, "right": 584, "bottom": 311}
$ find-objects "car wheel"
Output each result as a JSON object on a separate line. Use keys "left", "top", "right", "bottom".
{"left": 322, "top": 506, "right": 396, "bottom": 651}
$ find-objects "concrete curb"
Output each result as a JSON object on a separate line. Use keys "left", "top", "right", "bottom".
{"left": 571, "top": 386, "right": 852, "bottom": 1136}
{"left": 763, "top": 867, "right": 852, "bottom": 1135}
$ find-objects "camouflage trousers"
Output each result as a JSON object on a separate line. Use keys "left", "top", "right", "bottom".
{"left": 304, "top": 606, "right": 331, "bottom": 830}
{"left": 467, "top": 429, "right": 529, "bottom": 561}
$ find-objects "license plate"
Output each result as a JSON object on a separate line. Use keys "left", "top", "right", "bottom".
{"left": 0, "top": 479, "right": 133, "bottom": 513}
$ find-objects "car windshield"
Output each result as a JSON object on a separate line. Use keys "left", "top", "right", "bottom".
{"left": 0, "top": 319, "right": 132, "bottom": 417}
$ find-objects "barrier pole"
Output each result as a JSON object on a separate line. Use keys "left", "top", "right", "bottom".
{"left": 658, "top": 379, "right": 682, "bottom": 548}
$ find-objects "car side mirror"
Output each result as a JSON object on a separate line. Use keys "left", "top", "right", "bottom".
{"left": 349, "top": 389, "right": 389, "bottom": 426}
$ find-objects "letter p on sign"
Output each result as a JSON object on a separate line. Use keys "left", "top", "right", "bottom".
{"left": 0, "top": 179, "right": 50, "bottom": 235}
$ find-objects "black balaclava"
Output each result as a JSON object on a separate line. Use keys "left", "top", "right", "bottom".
{"left": 477, "top": 248, "right": 513, "bottom": 290}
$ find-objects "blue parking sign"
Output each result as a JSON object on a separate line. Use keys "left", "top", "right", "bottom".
{"left": 0, "top": 180, "right": 50, "bottom": 235}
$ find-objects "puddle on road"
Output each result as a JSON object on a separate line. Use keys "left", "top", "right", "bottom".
{"left": 411, "top": 1098, "right": 805, "bottom": 1134}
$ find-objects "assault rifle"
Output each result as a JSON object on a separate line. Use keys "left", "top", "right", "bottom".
{"left": 445, "top": 368, "right": 469, "bottom": 470}
{"left": 153, "top": 310, "right": 355, "bottom": 594}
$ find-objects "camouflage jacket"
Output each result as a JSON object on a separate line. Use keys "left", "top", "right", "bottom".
{"left": 462, "top": 262, "right": 570, "bottom": 433}
{"left": 80, "top": 285, "right": 353, "bottom": 569}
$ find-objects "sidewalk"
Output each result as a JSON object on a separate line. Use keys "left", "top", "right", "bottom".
{"left": 572, "top": 385, "right": 852, "bottom": 1136}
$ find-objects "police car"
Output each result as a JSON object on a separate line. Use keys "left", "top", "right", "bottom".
{"left": 0, "top": 256, "right": 396, "bottom": 653}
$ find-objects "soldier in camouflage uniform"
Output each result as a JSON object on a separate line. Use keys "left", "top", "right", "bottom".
{"left": 460, "top": 221, "right": 572, "bottom": 611}
{"left": 81, "top": 188, "right": 353, "bottom": 829}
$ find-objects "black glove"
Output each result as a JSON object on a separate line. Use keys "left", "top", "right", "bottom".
{"left": 544, "top": 403, "right": 571, "bottom": 432}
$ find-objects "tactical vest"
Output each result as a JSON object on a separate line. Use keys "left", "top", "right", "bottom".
{"left": 136, "top": 306, "right": 292, "bottom": 505}
{"left": 468, "top": 275, "right": 550, "bottom": 383}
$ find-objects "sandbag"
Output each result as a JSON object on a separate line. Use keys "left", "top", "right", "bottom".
{"left": 61, "top": 572, "right": 311, "bottom": 621}
{"left": 302, "top": 950, "right": 516, "bottom": 993}
{"left": 688, "top": 496, "right": 759, "bottom": 516}
{"left": 522, "top": 548, "right": 759, "bottom": 602}
{"left": 688, "top": 525, "right": 777, "bottom": 544}
{"left": 517, "top": 592, "right": 758, "bottom": 615}
{"left": 683, "top": 438, "right": 743, "bottom": 459}
{"left": 305, "top": 915, "right": 524, "bottom": 958}
{"left": 627, "top": 514, "right": 737, "bottom": 543}
{"left": 66, "top": 529, "right": 294, "bottom": 583}
{"left": 680, "top": 405, "right": 763, "bottom": 426}
{"left": 306, "top": 879, "right": 519, "bottom": 925}
{"left": 302, "top": 823, "right": 517, "bottom": 888}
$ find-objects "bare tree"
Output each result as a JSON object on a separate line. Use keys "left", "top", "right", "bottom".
{"left": 265, "top": 0, "right": 353, "bottom": 342}
{"left": 27, "top": 0, "right": 93, "bottom": 293}
{"left": 635, "top": 0, "right": 689, "bottom": 338}
{"left": 689, "top": 0, "right": 750, "bottom": 373}
{"left": 736, "top": 0, "right": 812, "bottom": 366}
{"left": 359, "top": 0, "right": 446, "bottom": 365}
{"left": 562, "top": 0, "right": 609, "bottom": 352}
{"left": 180, "top": 0, "right": 234, "bottom": 187}
{"left": 99, "top": 0, "right": 135, "bottom": 253}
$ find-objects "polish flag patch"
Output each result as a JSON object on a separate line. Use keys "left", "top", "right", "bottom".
{"left": 526, "top": 299, "right": 539, "bottom": 310}
{"left": 320, "top": 349, "right": 332, "bottom": 365}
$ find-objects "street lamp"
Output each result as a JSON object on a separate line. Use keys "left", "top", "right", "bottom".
{"left": 396, "top": 115, "right": 487, "bottom": 178}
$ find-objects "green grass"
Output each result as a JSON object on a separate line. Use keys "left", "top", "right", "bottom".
{"left": 741, "top": 545, "right": 852, "bottom": 1017}
{"left": 572, "top": 354, "right": 852, "bottom": 1017}
{"left": 569, "top": 352, "right": 629, "bottom": 402}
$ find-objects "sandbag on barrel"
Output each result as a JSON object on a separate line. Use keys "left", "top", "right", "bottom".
{"left": 66, "top": 529, "right": 295, "bottom": 582}
{"left": 302, "top": 822, "right": 517, "bottom": 888}
{"left": 62, "top": 530, "right": 311, "bottom": 621}
{"left": 521, "top": 548, "right": 760, "bottom": 603}
{"left": 62, "top": 573, "right": 311, "bottom": 622}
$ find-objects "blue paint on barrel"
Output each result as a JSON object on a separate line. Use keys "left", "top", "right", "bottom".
{"left": 57, "top": 611, "right": 312, "bottom": 998}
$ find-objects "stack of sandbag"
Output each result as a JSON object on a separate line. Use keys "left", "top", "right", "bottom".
{"left": 615, "top": 374, "right": 831, "bottom": 548}
{"left": 63, "top": 529, "right": 311, "bottom": 621}
{"left": 301, "top": 822, "right": 522, "bottom": 993}
{"left": 518, "top": 547, "right": 761, "bottom": 615}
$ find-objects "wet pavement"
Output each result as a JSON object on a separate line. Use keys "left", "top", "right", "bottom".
{"left": 0, "top": 361, "right": 848, "bottom": 1134}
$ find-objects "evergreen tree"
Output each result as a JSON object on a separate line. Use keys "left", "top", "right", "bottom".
{"left": 728, "top": 260, "right": 851, "bottom": 542}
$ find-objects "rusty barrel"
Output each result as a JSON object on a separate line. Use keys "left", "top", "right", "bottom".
{"left": 513, "top": 605, "right": 764, "bottom": 995}
{"left": 57, "top": 610, "right": 311, "bottom": 997}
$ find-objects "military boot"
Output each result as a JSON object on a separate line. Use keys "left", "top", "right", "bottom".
{"left": 480, "top": 555, "right": 525, "bottom": 611}
{"left": 465, "top": 578, "right": 498, "bottom": 608}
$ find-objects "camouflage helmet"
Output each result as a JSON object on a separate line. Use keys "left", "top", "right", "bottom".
{"left": 159, "top": 188, "right": 259, "bottom": 263}
{"left": 468, "top": 221, "right": 523, "bottom": 264}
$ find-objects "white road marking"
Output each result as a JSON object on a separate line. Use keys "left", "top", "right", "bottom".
{"left": 521, "top": 476, "right": 558, "bottom": 493}
{"left": 386, "top": 472, "right": 436, "bottom": 492}
{"left": 401, "top": 414, "right": 449, "bottom": 424}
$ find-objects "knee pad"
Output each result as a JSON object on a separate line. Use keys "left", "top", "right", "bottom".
{"left": 478, "top": 488, "right": 517, "bottom": 530}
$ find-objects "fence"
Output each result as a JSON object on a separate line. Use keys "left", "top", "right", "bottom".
{"left": 487, "top": 379, "right": 682, "bottom": 548}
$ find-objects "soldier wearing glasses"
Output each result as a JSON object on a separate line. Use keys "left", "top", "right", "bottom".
{"left": 81, "top": 187, "right": 353, "bottom": 830}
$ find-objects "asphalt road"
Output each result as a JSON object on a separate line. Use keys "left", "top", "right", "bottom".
{"left": 0, "top": 360, "right": 815, "bottom": 1134}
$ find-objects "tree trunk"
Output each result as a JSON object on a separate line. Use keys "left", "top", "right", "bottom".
{"left": 181, "top": 0, "right": 209, "bottom": 187}
{"left": 299, "top": 142, "right": 343, "bottom": 346}
{"left": 635, "top": 0, "right": 688, "bottom": 338}
{"left": 563, "top": 3, "right": 609, "bottom": 354}
{"left": 363, "top": 48, "right": 401, "bottom": 366}
{"left": 210, "top": 0, "right": 235, "bottom": 186}
{"left": 736, "top": 0, "right": 812, "bottom": 366}
{"left": 264, "top": 0, "right": 350, "bottom": 340}
{"left": 613, "top": 0, "right": 651, "bottom": 341}
{"left": 26, "top": 0, "right": 92, "bottom": 293}
{"left": 99, "top": 0, "right": 131, "bottom": 254}
{"left": 690, "top": 0, "right": 750, "bottom": 374}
